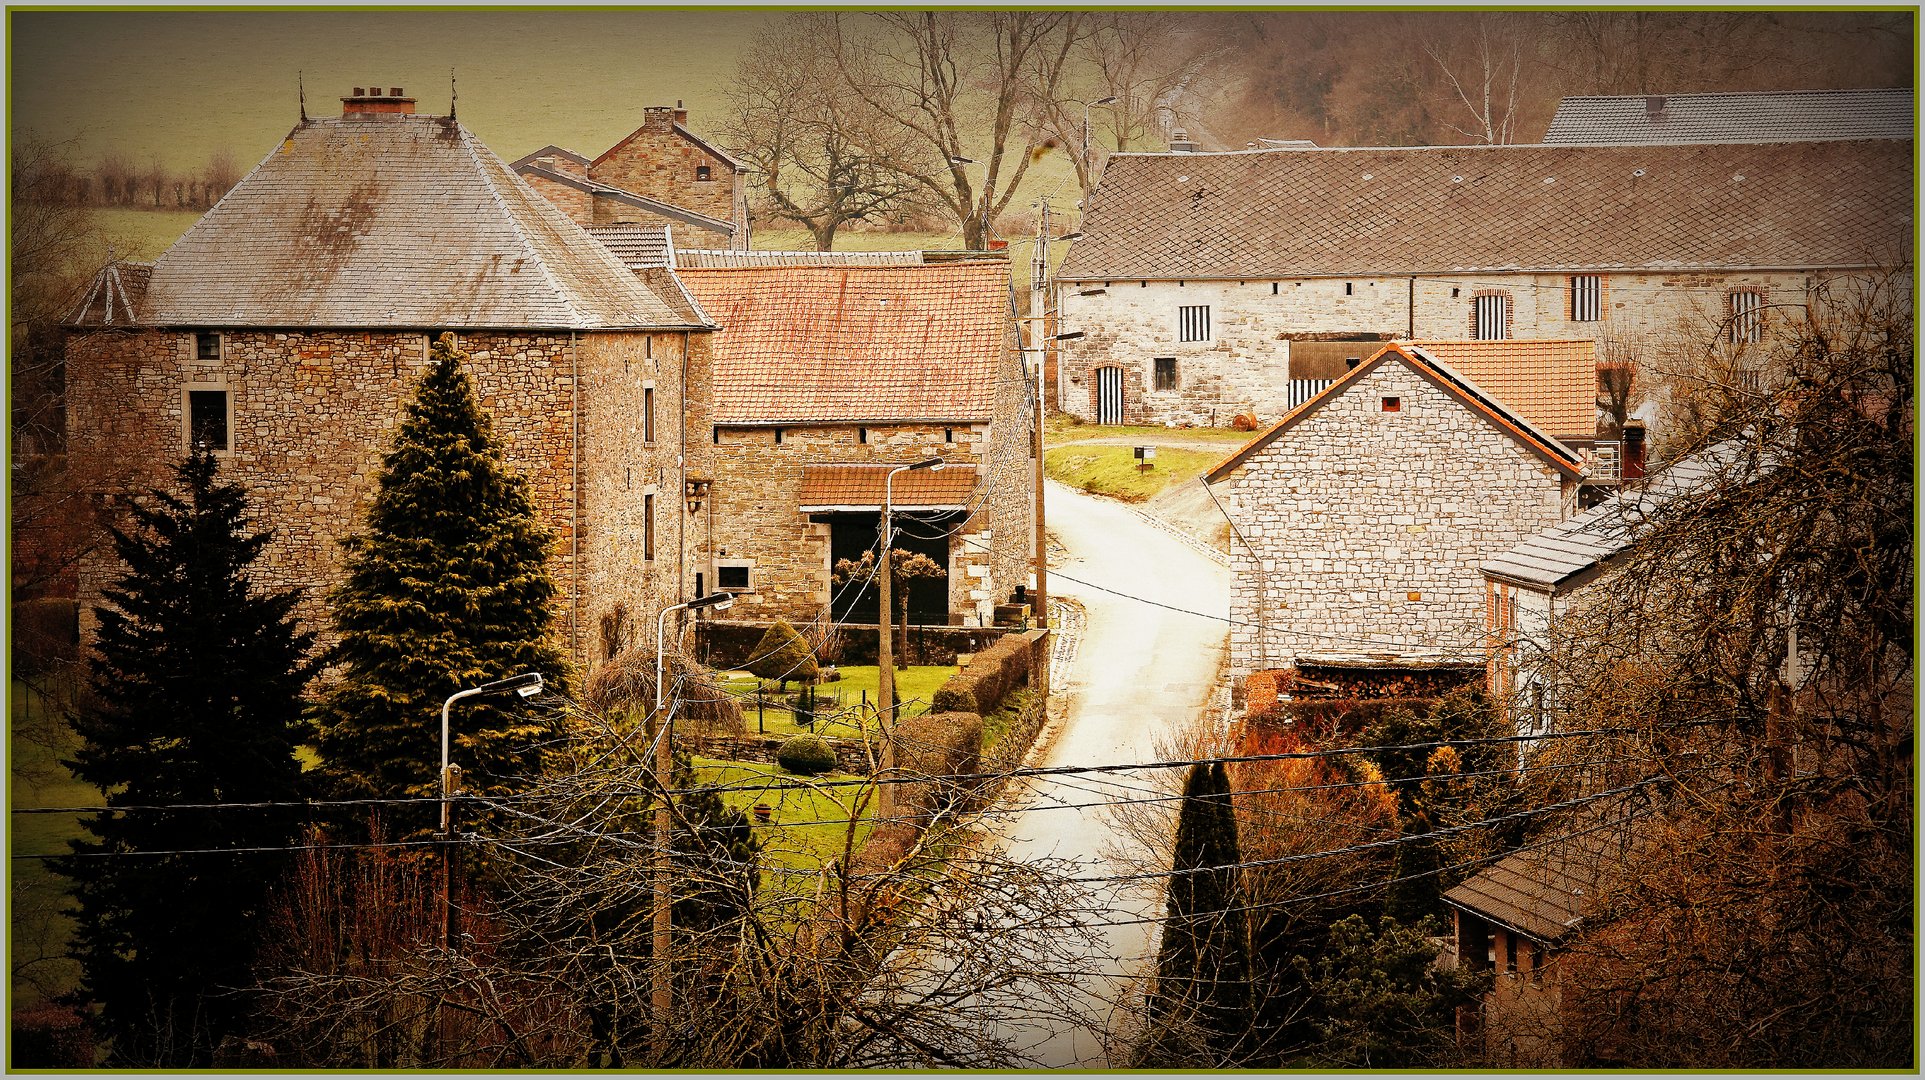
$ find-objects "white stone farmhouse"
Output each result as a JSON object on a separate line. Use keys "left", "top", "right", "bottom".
{"left": 1054, "top": 139, "right": 1911, "bottom": 427}
{"left": 1203, "top": 341, "right": 1592, "bottom": 699}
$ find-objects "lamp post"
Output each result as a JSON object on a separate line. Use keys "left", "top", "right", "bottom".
{"left": 1082, "top": 96, "right": 1118, "bottom": 167}
{"left": 650, "top": 590, "right": 733, "bottom": 1058}
{"left": 438, "top": 671, "right": 544, "bottom": 948}
{"left": 877, "top": 457, "right": 944, "bottom": 821}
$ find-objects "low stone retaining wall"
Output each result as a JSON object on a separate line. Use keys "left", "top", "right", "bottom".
{"left": 692, "top": 732, "right": 876, "bottom": 776}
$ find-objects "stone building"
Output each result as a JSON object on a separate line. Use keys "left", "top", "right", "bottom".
{"left": 513, "top": 102, "right": 750, "bottom": 250}
{"left": 64, "top": 87, "right": 718, "bottom": 669}
{"left": 675, "top": 261, "right": 1035, "bottom": 630}
{"left": 1053, "top": 139, "right": 1911, "bottom": 427}
{"left": 1203, "top": 342, "right": 1585, "bottom": 698}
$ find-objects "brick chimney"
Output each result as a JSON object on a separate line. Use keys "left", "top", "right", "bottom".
{"left": 643, "top": 105, "right": 677, "bottom": 133}
{"left": 1643, "top": 95, "right": 1668, "bottom": 123}
{"left": 342, "top": 86, "right": 416, "bottom": 116}
{"left": 674, "top": 99, "right": 687, "bottom": 125}
{"left": 1622, "top": 421, "right": 1647, "bottom": 480}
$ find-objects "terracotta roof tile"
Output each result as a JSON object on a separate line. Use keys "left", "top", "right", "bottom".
{"left": 1059, "top": 140, "right": 1911, "bottom": 280}
{"left": 797, "top": 464, "right": 977, "bottom": 508}
{"left": 677, "top": 264, "right": 1011, "bottom": 425}
{"left": 1405, "top": 339, "right": 1597, "bottom": 441}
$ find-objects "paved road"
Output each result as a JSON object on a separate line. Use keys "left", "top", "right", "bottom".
{"left": 984, "top": 479, "right": 1231, "bottom": 1066}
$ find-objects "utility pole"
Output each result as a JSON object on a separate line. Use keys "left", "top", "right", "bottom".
{"left": 1029, "top": 200, "right": 1051, "bottom": 630}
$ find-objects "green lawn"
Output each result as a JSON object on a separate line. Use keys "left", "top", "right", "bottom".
{"left": 691, "top": 758, "right": 874, "bottom": 883}
{"left": 1046, "top": 415, "right": 1253, "bottom": 444}
{"left": 1044, "top": 444, "right": 1224, "bottom": 502}
{"left": 11, "top": 681, "right": 90, "bottom": 1010}
{"left": 720, "top": 664, "right": 958, "bottom": 737}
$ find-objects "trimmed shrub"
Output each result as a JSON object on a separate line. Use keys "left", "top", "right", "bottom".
{"left": 895, "top": 710, "right": 985, "bottom": 822}
{"left": 746, "top": 619, "right": 817, "bottom": 689}
{"left": 776, "top": 733, "right": 837, "bottom": 775}
{"left": 930, "top": 631, "right": 1034, "bottom": 716}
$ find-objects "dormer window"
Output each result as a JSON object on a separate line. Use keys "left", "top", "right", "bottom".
{"left": 695, "top": 165, "right": 713, "bottom": 182}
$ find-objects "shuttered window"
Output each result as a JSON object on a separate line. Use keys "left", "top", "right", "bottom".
{"left": 1178, "top": 305, "right": 1210, "bottom": 342}
{"left": 1473, "top": 293, "right": 1510, "bottom": 340}
{"left": 1570, "top": 274, "right": 1602, "bottom": 322}
{"left": 1729, "top": 289, "right": 1763, "bottom": 343}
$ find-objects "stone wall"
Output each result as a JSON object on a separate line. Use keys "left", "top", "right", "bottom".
{"left": 982, "top": 340, "right": 1038, "bottom": 615}
{"left": 1058, "top": 269, "right": 1817, "bottom": 426}
{"left": 706, "top": 420, "right": 1027, "bottom": 627}
{"left": 65, "top": 326, "right": 709, "bottom": 671}
{"left": 523, "top": 171, "right": 593, "bottom": 225}
{"left": 1219, "top": 357, "right": 1570, "bottom": 688}
{"left": 590, "top": 119, "right": 746, "bottom": 243}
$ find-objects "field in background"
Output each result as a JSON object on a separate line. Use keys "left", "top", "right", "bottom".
{"left": 1044, "top": 445, "right": 1223, "bottom": 503}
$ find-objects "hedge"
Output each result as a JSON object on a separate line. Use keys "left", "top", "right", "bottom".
{"left": 930, "top": 632, "right": 1033, "bottom": 716}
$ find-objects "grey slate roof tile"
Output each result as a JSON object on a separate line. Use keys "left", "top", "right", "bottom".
{"left": 134, "top": 114, "right": 698, "bottom": 330}
{"left": 1545, "top": 88, "right": 1913, "bottom": 145}
{"left": 1059, "top": 140, "right": 1911, "bottom": 280}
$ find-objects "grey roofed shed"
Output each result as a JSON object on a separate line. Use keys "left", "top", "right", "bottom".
{"left": 1544, "top": 88, "right": 1913, "bottom": 146}
{"left": 125, "top": 112, "right": 707, "bottom": 330}
{"left": 1480, "top": 441, "right": 1739, "bottom": 594}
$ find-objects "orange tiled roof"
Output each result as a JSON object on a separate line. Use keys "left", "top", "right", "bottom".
{"left": 1206, "top": 341, "right": 1584, "bottom": 483}
{"left": 677, "top": 264, "right": 1011, "bottom": 425}
{"left": 1403, "top": 339, "right": 1598, "bottom": 441}
{"left": 796, "top": 464, "right": 978, "bottom": 509}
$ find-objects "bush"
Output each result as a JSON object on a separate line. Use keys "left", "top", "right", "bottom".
{"left": 746, "top": 619, "right": 818, "bottom": 689}
{"left": 931, "top": 631, "right": 1035, "bottom": 716}
{"left": 776, "top": 733, "right": 838, "bottom": 775}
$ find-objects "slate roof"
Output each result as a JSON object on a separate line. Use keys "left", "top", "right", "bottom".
{"left": 677, "top": 249, "right": 925, "bottom": 269}
{"left": 120, "top": 114, "right": 702, "bottom": 330}
{"left": 515, "top": 163, "right": 736, "bottom": 238}
{"left": 1479, "top": 440, "right": 1737, "bottom": 592}
{"left": 585, "top": 224, "right": 675, "bottom": 269}
{"left": 676, "top": 264, "right": 1011, "bottom": 425}
{"left": 796, "top": 464, "right": 978, "bottom": 510}
{"left": 1206, "top": 341, "right": 1584, "bottom": 483}
{"left": 1544, "top": 88, "right": 1914, "bottom": 145}
{"left": 1057, "top": 140, "right": 1912, "bottom": 280}
{"left": 68, "top": 261, "right": 151, "bottom": 326}
{"left": 1404, "top": 339, "right": 1598, "bottom": 441}
{"left": 1443, "top": 803, "right": 1647, "bottom": 945}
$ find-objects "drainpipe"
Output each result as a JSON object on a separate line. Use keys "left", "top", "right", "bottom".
{"left": 1407, "top": 276, "right": 1416, "bottom": 339}
{"left": 570, "top": 331, "right": 581, "bottom": 661}
{"left": 1201, "top": 475, "right": 1268, "bottom": 673}
{"left": 681, "top": 330, "right": 691, "bottom": 604}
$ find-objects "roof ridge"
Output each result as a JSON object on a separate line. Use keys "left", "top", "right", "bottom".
{"left": 1400, "top": 344, "right": 1583, "bottom": 467}
{"left": 459, "top": 124, "right": 587, "bottom": 327}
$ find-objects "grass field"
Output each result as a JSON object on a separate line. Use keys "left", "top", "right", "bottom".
{"left": 1046, "top": 415, "right": 1253, "bottom": 445}
{"left": 692, "top": 758, "right": 874, "bottom": 882}
{"left": 11, "top": 682, "right": 89, "bottom": 1010}
{"left": 721, "top": 664, "right": 958, "bottom": 738}
{"left": 1044, "top": 444, "right": 1223, "bottom": 503}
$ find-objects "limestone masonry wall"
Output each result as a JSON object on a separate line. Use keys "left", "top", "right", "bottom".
{"left": 66, "top": 326, "right": 707, "bottom": 670}
{"left": 1059, "top": 269, "right": 1813, "bottom": 426}
{"left": 1220, "top": 359, "right": 1569, "bottom": 688}
{"left": 591, "top": 124, "right": 745, "bottom": 242}
{"left": 708, "top": 422, "right": 1014, "bottom": 626}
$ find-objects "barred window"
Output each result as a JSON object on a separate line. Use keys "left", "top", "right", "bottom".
{"left": 1178, "top": 305, "right": 1210, "bottom": 342}
{"left": 1729, "top": 289, "right": 1763, "bottom": 343}
{"left": 1154, "top": 357, "right": 1178, "bottom": 391}
{"left": 1570, "top": 274, "right": 1602, "bottom": 322}
{"left": 1473, "top": 293, "right": 1510, "bottom": 340}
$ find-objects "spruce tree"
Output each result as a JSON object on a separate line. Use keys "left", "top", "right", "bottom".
{"left": 1150, "top": 760, "right": 1251, "bottom": 1060}
{"left": 312, "top": 334, "right": 568, "bottom": 833}
{"left": 60, "top": 445, "right": 315, "bottom": 1066}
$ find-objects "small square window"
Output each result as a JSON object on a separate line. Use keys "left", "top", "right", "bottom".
{"left": 1381, "top": 396, "right": 1401, "bottom": 412}
{"left": 194, "top": 332, "right": 220, "bottom": 361}
{"left": 696, "top": 165, "right": 713, "bottom": 182}
{"left": 186, "top": 388, "right": 230, "bottom": 451}
{"left": 944, "top": 428, "right": 954, "bottom": 443}
{"left": 717, "top": 564, "right": 751, "bottom": 591}
{"left": 1154, "top": 357, "right": 1178, "bottom": 391}
{"left": 773, "top": 428, "right": 784, "bottom": 445}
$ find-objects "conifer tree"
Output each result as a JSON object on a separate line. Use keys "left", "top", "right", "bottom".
{"left": 745, "top": 618, "right": 818, "bottom": 690}
{"left": 61, "top": 445, "right": 315, "bottom": 1066}
{"left": 312, "top": 334, "right": 568, "bottom": 833}
{"left": 1149, "top": 760, "right": 1251, "bottom": 1059}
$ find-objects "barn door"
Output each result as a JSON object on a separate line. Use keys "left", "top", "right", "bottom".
{"left": 1096, "top": 366, "right": 1124, "bottom": 425}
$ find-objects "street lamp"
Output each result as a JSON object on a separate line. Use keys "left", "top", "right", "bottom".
{"left": 440, "top": 671, "right": 544, "bottom": 836}
{"left": 1083, "top": 96, "right": 1118, "bottom": 164}
{"left": 877, "top": 457, "right": 945, "bottom": 821}
{"left": 438, "top": 671, "right": 543, "bottom": 949}
{"left": 650, "top": 590, "right": 733, "bottom": 1056}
